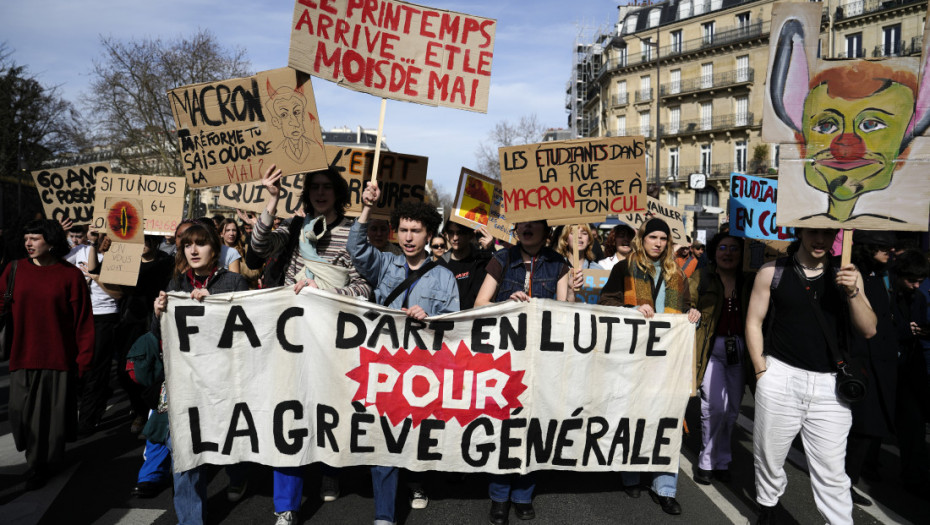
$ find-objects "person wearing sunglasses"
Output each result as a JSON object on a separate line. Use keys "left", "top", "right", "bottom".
{"left": 429, "top": 235, "right": 447, "bottom": 261}
{"left": 690, "top": 233, "right": 753, "bottom": 488}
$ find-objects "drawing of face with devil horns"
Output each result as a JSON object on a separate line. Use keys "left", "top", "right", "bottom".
{"left": 769, "top": 18, "right": 930, "bottom": 223}
{"left": 265, "top": 80, "right": 320, "bottom": 164}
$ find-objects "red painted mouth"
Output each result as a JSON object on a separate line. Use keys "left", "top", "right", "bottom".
{"left": 817, "top": 159, "right": 877, "bottom": 171}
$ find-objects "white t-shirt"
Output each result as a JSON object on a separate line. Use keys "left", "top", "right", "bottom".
{"left": 219, "top": 245, "right": 242, "bottom": 270}
{"left": 65, "top": 244, "right": 119, "bottom": 315}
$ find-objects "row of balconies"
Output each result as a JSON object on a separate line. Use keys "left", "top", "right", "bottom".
{"left": 607, "top": 112, "right": 755, "bottom": 139}
{"left": 611, "top": 68, "right": 754, "bottom": 108}
{"left": 661, "top": 112, "right": 755, "bottom": 136}
{"left": 835, "top": 0, "right": 925, "bottom": 21}
{"left": 834, "top": 36, "right": 923, "bottom": 58}
{"left": 602, "top": 20, "right": 767, "bottom": 73}
{"left": 661, "top": 68, "right": 754, "bottom": 97}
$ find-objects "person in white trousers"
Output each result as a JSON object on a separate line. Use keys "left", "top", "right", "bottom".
{"left": 745, "top": 228, "right": 877, "bottom": 525}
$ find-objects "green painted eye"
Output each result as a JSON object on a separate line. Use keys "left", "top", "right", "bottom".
{"left": 812, "top": 119, "right": 839, "bottom": 134}
{"left": 858, "top": 119, "right": 887, "bottom": 133}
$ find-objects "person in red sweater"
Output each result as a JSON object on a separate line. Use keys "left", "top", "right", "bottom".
{"left": 0, "top": 219, "right": 94, "bottom": 490}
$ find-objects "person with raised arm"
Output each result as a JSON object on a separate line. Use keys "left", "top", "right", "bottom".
{"left": 347, "top": 181, "right": 459, "bottom": 525}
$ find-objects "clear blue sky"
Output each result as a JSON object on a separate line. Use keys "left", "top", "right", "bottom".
{"left": 2, "top": 0, "right": 621, "bottom": 194}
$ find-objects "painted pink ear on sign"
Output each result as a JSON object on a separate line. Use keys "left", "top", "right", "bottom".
{"left": 769, "top": 19, "right": 811, "bottom": 134}
{"left": 904, "top": 49, "right": 930, "bottom": 146}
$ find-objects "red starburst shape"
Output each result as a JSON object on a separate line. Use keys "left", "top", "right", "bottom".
{"left": 346, "top": 341, "right": 527, "bottom": 428}
{"left": 107, "top": 200, "right": 141, "bottom": 240}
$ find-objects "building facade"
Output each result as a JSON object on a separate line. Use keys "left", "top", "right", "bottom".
{"left": 568, "top": 0, "right": 926, "bottom": 238}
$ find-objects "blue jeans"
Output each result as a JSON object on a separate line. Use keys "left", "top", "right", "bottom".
{"left": 621, "top": 468, "right": 679, "bottom": 498}
{"left": 273, "top": 464, "right": 339, "bottom": 512}
{"left": 371, "top": 466, "right": 398, "bottom": 523}
{"left": 488, "top": 473, "right": 535, "bottom": 504}
{"left": 169, "top": 436, "right": 248, "bottom": 525}
{"left": 137, "top": 439, "right": 171, "bottom": 483}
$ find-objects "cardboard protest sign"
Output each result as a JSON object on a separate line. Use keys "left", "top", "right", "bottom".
{"left": 217, "top": 145, "right": 427, "bottom": 219}
{"left": 575, "top": 269, "right": 611, "bottom": 305}
{"left": 99, "top": 242, "right": 146, "bottom": 286}
{"left": 99, "top": 197, "right": 144, "bottom": 286}
{"left": 31, "top": 162, "right": 109, "bottom": 224}
{"left": 448, "top": 168, "right": 515, "bottom": 243}
{"left": 743, "top": 239, "right": 792, "bottom": 272}
{"left": 763, "top": 2, "right": 930, "bottom": 231}
{"left": 619, "top": 197, "right": 687, "bottom": 244}
{"left": 727, "top": 174, "right": 793, "bottom": 241}
{"left": 168, "top": 67, "right": 328, "bottom": 188}
{"left": 102, "top": 198, "right": 144, "bottom": 243}
{"left": 500, "top": 137, "right": 647, "bottom": 224}
{"left": 163, "top": 288, "right": 694, "bottom": 473}
{"left": 289, "top": 0, "right": 496, "bottom": 113}
{"left": 92, "top": 173, "right": 186, "bottom": 235}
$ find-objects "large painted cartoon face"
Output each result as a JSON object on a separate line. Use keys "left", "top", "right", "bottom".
{"left": 802, "top": 82, "right": 914, "bottom": 201}
{"left": 271, "top": 95, "right": 306, "bottom": 139}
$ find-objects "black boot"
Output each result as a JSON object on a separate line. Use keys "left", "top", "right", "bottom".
{"left": 489, "top": 500, "right": 510, "bottom": 525}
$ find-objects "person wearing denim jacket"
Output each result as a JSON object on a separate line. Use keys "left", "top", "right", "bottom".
{"left": 347, "top": 182, "right": 459, "bottom": 525}
{"left": 474, "top": 219, "right": 582, "bottom": 525}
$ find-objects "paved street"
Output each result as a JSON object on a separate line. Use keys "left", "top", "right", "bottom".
{"left": 0, "top": 360, "right": 926, "bottom": 525}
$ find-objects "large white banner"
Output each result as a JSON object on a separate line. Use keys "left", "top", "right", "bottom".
{"left": 162, "top": 288, "right": 694, "bottom": 474}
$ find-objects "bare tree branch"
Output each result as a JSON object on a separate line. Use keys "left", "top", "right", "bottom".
{"left": 473, "top": 114, "right": 546, "bottom": 179}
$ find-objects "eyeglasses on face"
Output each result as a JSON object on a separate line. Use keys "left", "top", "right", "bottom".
{"left": 717, "top": 244, "right": 741, "bottom": 252}
{"left": 431, "top": 244, "right": 446, "bottom": 249}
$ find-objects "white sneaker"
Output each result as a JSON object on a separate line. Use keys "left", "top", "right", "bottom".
{"left": 320, "top": 475, "right": 339, "bottom": 502}
{"left": 410, "top": 488, "right": 429, "bottom": 510}
{"left": 274, "top": 511, "right": 296, "bottom": 525}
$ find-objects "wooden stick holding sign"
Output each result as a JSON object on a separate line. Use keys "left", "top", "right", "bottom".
{"left": 841, "top": 230, "right": 853, "bottom": 267}
{"left": 572, "top": 225, "right": 581, "bottom": 291}
{"left": 370, "top": 99, "right": 387, "bottom": 184}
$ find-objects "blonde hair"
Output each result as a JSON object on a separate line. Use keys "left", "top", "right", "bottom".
{"left": 628, "top": 220, "right": 679, "bottom": 282}
{"left": 556, "top": 224, "right": 598, "bottom": 263}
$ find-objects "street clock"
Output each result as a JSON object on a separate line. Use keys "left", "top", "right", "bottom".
{"left": 689, "top": 173, "right": 707, "bottom": 190}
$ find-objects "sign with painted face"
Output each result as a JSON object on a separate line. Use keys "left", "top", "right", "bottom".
{"left": 168, "top": 67, "right": 328, "bottom": 188}
{"left": 763, "top": 2, "right": 930, "bottom": 231}
{"left": 499, "top": 136, "right": 647, "bottom": 224}
{"left": 289, "top": 0, "right": 496, "bottom": 113}
{"left": 448, "top": 168, "right": 515, "bottom": 244}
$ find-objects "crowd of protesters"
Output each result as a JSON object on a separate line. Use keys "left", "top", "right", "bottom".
{"left": 1, "top": 165, "right": 929, "bottom": 525}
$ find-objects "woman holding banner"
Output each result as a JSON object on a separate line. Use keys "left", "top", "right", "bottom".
{"left": 252, "top": 164, "right": 372, "bottom": 525}
{"left": 597, "top": 218, "right": 700, "bottom": 515}
{"left": 474, "top": 219, "right": 582, "bottom": 525}
{"left": 690, "top": 233, "right": 754, "bottom": 486}
{"left": 152, "top": 222, "right": 250, "bottom": 525}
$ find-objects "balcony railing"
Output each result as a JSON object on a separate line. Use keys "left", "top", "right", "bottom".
{"left": 602, "top": 21, "right": 768, "bottom": 74}
{"left": 622, "top": 126, "right": 652, "bottom": 138}
{"left": 635, "top": 88, "right": 654, "bottom": 103}
{"left": 659, "top": 21, "right": 766, "bottom": 59}
{"left": 679, "top": 163, "right": 745, "bottom": 180}
{"left": 611, "top": 93, "right": 629, "bottom": 106}
{"left": 871, "top": 39, "right": 923, "bottom": 57}
{"left": 835, "top": 0, "right": 926, "bottom": 21}
{"left": 660, "top": 68, "right": 754, "bottom": 97}
{"left": 661, "top": 112, "right": 754, "bottom": 136}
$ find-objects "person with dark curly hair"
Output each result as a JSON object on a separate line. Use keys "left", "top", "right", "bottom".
{"left": 252, "top": 164, "right": 372, "bottom": 524}
{"left": 348, "top": 182, "right": 459, "bottom": 525}
{"left": 2, "top": 219, "right": 94, "bottom": 491}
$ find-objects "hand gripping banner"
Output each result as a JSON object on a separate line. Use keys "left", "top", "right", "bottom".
{"left": 162, "top": 287, "right": 694, "bottom": 474}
